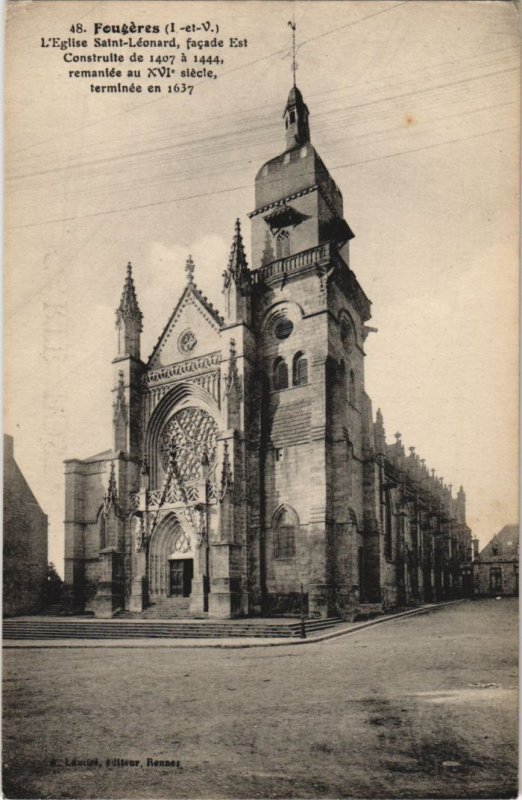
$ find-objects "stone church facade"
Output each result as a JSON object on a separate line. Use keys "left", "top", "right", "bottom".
{"left": 64, "top": 84, "right": 473, "bottom": 619}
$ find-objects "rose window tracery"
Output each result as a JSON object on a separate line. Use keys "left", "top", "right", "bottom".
{"left": 159, "top": 407, "right": 218, "bottom": 483}
{"left": 179, "top": 330, "right": 197, "bottom": 354}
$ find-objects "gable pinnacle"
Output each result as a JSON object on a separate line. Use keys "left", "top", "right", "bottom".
{"left": 103, "top": 461, "right": 119, "bottom": 514}
{"left": 112, "top": 370, "right": 127, "bottom": 424}
{"left": 226, "top": 218, "right": 249, "bottom": 282}
{"left": 116, "top": 261, "right": 143, "bottom": 331}
{"left": 220, "top": 440, "right": 234, "bottom": 493}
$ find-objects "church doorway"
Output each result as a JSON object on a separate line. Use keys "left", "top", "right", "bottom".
{"left": 148, "top": 512, "right": 195, "bottom": 600}
{"left": 169, "top": 558, "right": 193, "bottom": 598}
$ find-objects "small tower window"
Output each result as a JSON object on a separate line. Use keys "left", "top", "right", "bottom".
{"left": 340, "top": 317, "right": 354, "bottom": 353}
{"left": 289, "top": 110, "right": 296, "bottom": 125}
{"left": 276, "top": 230, "right": 290, "bottom": 259}
{"left": 273, "top": 357, "right": 289, "bottom": 391}
{"left": 293, "top": 352, "right": 308, "bottom": 386}
{"left": 273, "top": 505, "right": 298, "bottom": 559}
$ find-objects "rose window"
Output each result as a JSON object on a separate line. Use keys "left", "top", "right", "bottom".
{"left": 179, "top": 330, "right": 197, "bottom": 354}
{"left": 159, "top": 407, "right": 218, "bottom": 483}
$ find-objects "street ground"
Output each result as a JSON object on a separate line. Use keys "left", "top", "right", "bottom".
{"left": 2, "top": 598, "right": 518, "bottom": 799}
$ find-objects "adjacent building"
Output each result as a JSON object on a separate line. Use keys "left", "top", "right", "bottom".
{"left": 4, "top": 435, "right": 48, "bottom": 616}
{"left": 64, "top": 83, "right": 473, "bottom": 619}
{"left": 474, "top": 524, "right": 519, "bottom": 597}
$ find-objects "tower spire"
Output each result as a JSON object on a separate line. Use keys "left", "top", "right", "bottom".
{"left": 282, "top": 31, "right": 310, "bottom": 154}
{"left": 288, "top": 19, "right": 297, "bottom": 87}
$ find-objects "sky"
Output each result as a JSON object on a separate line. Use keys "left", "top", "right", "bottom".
{"left": 4, "top": 0, "right": 519, "bottom": 573}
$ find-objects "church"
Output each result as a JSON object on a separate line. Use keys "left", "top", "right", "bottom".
{"left": 64, "top": 82, "right": 473, "bottom": 619}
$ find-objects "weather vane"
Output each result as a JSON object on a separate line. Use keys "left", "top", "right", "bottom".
{"left": 288, "top": 18, "right": 297, "bottom": 86}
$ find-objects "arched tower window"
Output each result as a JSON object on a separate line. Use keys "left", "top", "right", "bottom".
{"left": 349, "top": 369, "right": 356, "bottom": 405}
{"left": 293, "top": 352, "right": 308, "bottom": 386}
{"left": 340, "top": 316, "right": 355, "bottom": 353}
{"left": 275, "top": 230, "right": 290, "bottom": 259}
{"left": 273, "top": 505, "right": 299, "bottom": 559}
{"left": 384, "top": 490, "right": 393, "bottom": 560}
{"left": 273, "top": 357, "right": 288, "bottom": 391}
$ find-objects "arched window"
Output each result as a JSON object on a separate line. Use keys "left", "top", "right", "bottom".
{"left": 293, "top": 352, "right": 308, "bottom": 386}
{"left": 384, "top": 490, "right": 393, "bottom": 560}
{"left": 273, "top": 505, "right": 298, "bottom": 559}
{"left": 273, "top": 357, "right": 288, "bottom": 391}
{"left": 340, "top": 316, "right": 355, "bottom": 353}
{"left": 276, "top": 230, "right": 290, "bottom": 259}
{"left": 349, "top": 369, "right": 356, "bottom": 405}
{"left": 289, "top": 110, "right": 296, "bottom": 125}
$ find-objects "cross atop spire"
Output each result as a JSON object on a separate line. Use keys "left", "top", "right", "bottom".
{"left": 185, "top": 254, "right": 195, "bottom": 285}
{"left": 288, "top": 19, "right": 297, "bottom": 87}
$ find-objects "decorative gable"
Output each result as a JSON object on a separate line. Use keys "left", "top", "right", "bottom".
{"left": 148, "top": 284, "right": 224, "bottom": 370}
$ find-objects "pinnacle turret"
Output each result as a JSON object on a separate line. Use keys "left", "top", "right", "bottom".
{"left": 226, "top": 219, "right": 248, "bottom": 283}
{"left": 222, "top": 219, "right": 251, "bottom": 325}
{"left": 115, "top": 262, "right": 143, "bottom": 359}
{"left": 116, "top": 262, "right": 143, "bottom": 330}
{"left": 374, "top": 408, "right": 386, "bottom": 454}
{"left": 103, "top": 461, "right": 119, "bottom": 515}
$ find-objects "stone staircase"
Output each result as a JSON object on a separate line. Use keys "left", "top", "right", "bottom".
{"left": 41, "top": 604, "right": 64, "bottom": 616}
{"left": 3, "top": 616, "right": 343, "bottom": 641}
{"left": 117, "top": 597, "right": 198, "bottom": 619}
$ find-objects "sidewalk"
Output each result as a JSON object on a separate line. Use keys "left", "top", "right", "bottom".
{"left": 3, "top": 600, "right": 466, "bottom": 649}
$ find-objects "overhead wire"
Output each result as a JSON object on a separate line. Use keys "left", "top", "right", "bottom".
{"left": 10, "top": 42, "right": 515, "bottom": 175}
{"left": 7, "top": 57, "right": 517, "bottom": 193}
{"left": 11, "top": 1, "right": 408, "bottom": 156}
{"left": 8, "top": 43, "right": 517, "bottom": 180}
{"left": 9, "top": 123, "right": 516, "bottom": 231}
{"left": 9, "top": 92, "right": 515, "bottom": 206}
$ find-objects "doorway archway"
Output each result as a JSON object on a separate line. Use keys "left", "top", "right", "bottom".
{"left": 148, "top": 513, "right": 195, "bottom": 599}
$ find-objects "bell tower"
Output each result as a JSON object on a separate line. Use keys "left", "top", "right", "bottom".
{"left": 248, "top": 71, "right": 371, "bottom": 619}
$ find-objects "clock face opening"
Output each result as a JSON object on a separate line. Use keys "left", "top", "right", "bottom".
{"left": 274, "top": 318, "right": 293, "bottom": 340}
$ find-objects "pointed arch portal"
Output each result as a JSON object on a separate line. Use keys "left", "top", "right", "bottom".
{"left": 148, "top": 512, "right": 195, "bottom": 599}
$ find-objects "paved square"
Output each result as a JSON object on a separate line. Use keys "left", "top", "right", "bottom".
{"left": 3, "top": 599, "right": 517, "bottom": 798}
